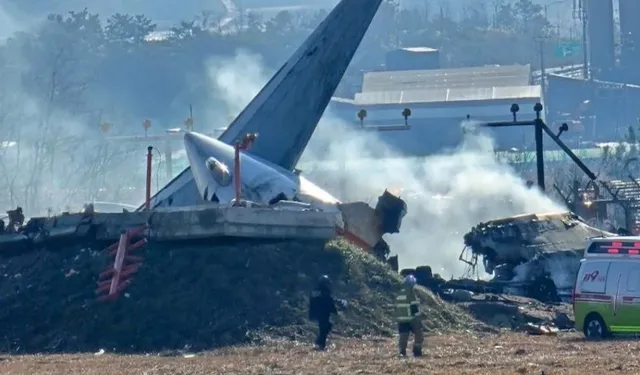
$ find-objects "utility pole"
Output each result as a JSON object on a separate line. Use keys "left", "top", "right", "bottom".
{"left": 164, "top": 138, "right": 173, "bottom": 182}
{"left": 534, "top": 105, "right": 545, "bottom": 191}
{"left": 539, "top": 39, "right": 547, "bottom": 99}
{"left": 341, "top": 157, "right": 347, "bottom": 201}
{"left": 575, "top": 0, "right": 590, "bottom": 80}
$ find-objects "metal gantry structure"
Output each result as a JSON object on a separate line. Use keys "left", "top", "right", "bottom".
{"left": 478, "top": 103, "right": 596, "bottom": 191}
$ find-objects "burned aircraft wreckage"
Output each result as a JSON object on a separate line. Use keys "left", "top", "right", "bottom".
{"left": 461, "top": 211, "right": 613, "bottom": 301}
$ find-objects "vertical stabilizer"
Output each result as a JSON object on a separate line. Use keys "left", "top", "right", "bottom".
{"left": 143, "top": 0, "right": 383, "bottom": 210}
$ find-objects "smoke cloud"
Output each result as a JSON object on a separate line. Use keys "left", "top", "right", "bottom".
{"left": 302, "top": 119, "right": 565, "bottom": 278}
{"left": 0, "top": 10, "right": 146, "bottom": 215}
{"left": 204, "top": 50, "right": 269, "bottom": 130}
{"left": 202, "top": 48, "right": 566, "bottom": 279}
{"left": 0, "top": 4, "right": 23, "bottom": 44}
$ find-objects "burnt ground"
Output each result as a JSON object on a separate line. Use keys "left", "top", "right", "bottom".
{"left": 0, "top": 239, "right": 475, "bottom": 354}
{"left": 1, "top": 332, "right": 638, "bottom": 375}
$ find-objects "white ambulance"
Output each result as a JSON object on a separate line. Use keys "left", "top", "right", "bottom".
{"left": 573, "top": 236, "right": 640, "bottom": 339}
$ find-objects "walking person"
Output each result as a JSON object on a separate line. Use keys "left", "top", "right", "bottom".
{"left": 394, "top": 274, "right": 425, "bottom": 357}
{"left": 309, "top": 275, "right": 346, "bottom": 351}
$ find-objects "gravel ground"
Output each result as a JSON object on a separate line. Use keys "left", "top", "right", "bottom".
{"left": 1, "top": 332, "right": 638, "bottom": 375}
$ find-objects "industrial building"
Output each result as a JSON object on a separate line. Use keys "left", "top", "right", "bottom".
{"left": 541, "top": 0, "right": 640, "bottom": 141}
{"left": 327, "top": 0, "right": 640, "bottom": 154}
{"left": 327, "top": 0, "right": 640, "bottom": 153}
{"left": 330, "top": 57, "right": 543, "bottom": 155}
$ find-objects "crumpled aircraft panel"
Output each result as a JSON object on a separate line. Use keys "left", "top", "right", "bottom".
{"left": 464, "top": 211, "right": 615, "bottom": 268}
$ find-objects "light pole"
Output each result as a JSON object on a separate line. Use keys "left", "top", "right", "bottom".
{"left": 572, "top": 0, "right": 589, "bottom": 80}
{"left": 538, "top": 38, "right": 548, "bottom": 116}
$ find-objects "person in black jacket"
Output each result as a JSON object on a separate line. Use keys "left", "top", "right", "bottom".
{"left": 309, "top": 275, "right": 341, "bottom": 351}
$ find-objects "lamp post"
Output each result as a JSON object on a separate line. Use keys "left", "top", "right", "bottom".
{"left": 572, "top": 0, "right": 589, "bottom": 80}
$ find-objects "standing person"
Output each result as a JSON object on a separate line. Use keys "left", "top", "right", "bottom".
{"left": 309, "top": 275, "right": 341, "bottom": 351}
{"left": 394, "top": 274, "right": 424, "bottom": 357}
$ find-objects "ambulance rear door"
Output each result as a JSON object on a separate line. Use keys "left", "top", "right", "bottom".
{"left": 605, "top": 261, "right": 632, "bottom": 332}
{"left": 574, "top": 260, "right": 612, "bottom": 325}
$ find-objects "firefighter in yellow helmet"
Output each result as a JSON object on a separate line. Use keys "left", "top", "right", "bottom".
{"left": 394, "top": 274, "right": 424, "bottom": 357}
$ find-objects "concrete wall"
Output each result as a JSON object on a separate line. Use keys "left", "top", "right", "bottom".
{"left": 149, "top": 206, "right": 337, "bottom": 241}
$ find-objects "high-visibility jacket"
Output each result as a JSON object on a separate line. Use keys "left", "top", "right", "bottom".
{"left": 394, "top": 287, "right": 421, "bottom": 323}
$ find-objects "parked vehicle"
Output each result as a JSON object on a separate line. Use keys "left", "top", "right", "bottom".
{"left": 573, "top": 236, "right": 640, "bottom": 339}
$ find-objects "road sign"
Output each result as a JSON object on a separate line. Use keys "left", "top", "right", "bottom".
{"left": 554, "top": 41, "right": 582, "bottom": 58}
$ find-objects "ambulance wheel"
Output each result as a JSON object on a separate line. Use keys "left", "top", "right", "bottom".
{"left": 584, "top": 313, "right": 608, "bottom": 340}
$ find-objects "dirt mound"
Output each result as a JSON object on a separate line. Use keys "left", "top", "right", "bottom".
{"left": 0, "top": 238, "right": 475, "bottom": 353}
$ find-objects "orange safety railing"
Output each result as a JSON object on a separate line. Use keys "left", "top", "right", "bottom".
{"left": 96, "top": 225, "right": 147, "bottom": 301}
{"left": 233, "top": 133, "right": 258, "bottom": 205}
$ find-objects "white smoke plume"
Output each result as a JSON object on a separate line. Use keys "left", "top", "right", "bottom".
{"left": 512, "top": 254, "right": 579, "bottom": 293}
{"left": 303, "top": 119, "right": 566, "bottom": 278}
{"left": 203, "top": 49, "right": 565, "bottom": 279}
{"left": 204, "top": 49, "right": 268, "bottom": 128}
{"left": 0, "top": 8, "right": 147, "bottom": 215}
{"left": 0, "top": 4, "right": 23, "bottom": 44}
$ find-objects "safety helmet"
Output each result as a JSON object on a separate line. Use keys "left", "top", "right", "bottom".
{"left": 403, "top": 274, "right": 417, "bottom": 288}
{"left": 318, "top": 275, "right": 331, "bottom": 289}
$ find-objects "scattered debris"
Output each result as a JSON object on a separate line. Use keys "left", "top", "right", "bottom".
{"left": 450, "top": 293, "right": 574, "bottom": 332}
{"left": 522, "top": 323, "right": 559, "bottom": 336}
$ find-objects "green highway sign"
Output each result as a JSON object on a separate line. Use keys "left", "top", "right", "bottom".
{"left": 554, "top": 41, "right": 582, "bottom": 58}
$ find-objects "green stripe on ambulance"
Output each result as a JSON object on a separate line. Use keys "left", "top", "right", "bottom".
{"left": 573, "top": 236, "right": 640, "bottom": 339}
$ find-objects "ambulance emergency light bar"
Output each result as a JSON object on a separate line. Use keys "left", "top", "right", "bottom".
{"left": 587, "top": 240, "right": 640, "bottom": 255}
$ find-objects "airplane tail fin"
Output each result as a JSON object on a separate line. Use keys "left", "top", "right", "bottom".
{"left": 142, "top": 0, "right": 384, "bottom": 210}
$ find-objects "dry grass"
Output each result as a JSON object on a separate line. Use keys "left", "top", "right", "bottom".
{"left": 2, "top": 332, "right": 639, "bottom": 375}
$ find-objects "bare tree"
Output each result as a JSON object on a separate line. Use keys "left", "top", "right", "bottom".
{"left": 0, "top": 67, "right": 26, "bottom": 209}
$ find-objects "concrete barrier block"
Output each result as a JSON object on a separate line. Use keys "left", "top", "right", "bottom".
{"left": 42, "top": 214, "right": 84, "bottom": 232}
{"left": 94, "top": 212, "right": 149, "bottom": 240}
{"left": 220, "top": 207, "right": 336, "bottom": 240}
{"left": 45, "top": 204, "right": 338, "bottom": 242}
{"left": 223, "top": 207, "right": 335, "bottom": 227}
